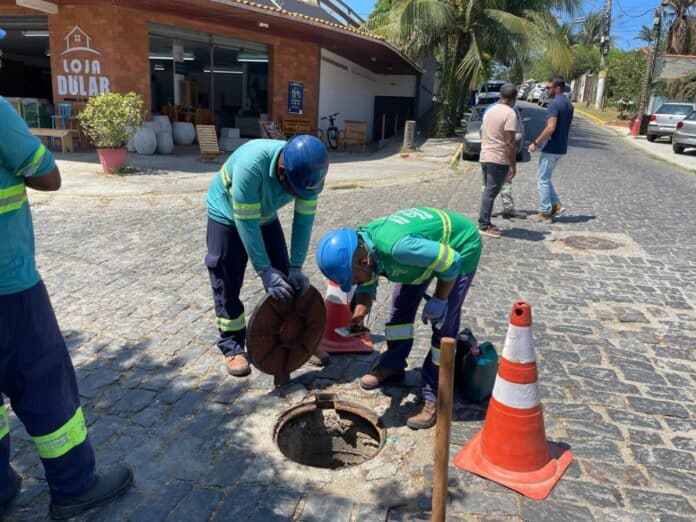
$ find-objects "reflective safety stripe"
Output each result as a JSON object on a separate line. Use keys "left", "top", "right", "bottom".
{"left": 294, "top": 198, "right": 317, "bottom": 216}
{"left": 233, "top": 201, "right": 262, "bottom": 220}
{"left": 491, "top": 376, "right": 540, "bottom": 409}
{"left": 429, "top": 244, "right": 455, "bottom": 273}
{"left": 32, "top": 407, "right": 88, "bottom": 459}
{"left": 217, "top": 314, "right": 245, "bottom": 332}
{"left": 502, "top": 325, "right": 535, "bottom": 363}
{"left": 16, "top": 144, "right": 47, "bottom": 178}
{"left": 221, "top": 165, "right": 232, "bottom": 189}
{"left": 431, "top": 345, "right": 441, "bottom": 366}
{"left": 0, "top": 406, "right": 9, "bottom": 439}
{"left": 385, "top": 323, "right": 414, "bottom": 341}
{"left": 0, "top": 183, "right": 28, "bottom": 215}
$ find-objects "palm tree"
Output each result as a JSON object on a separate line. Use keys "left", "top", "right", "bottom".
{"left": 366, "top": 0, "right": 578, "bottom": 135}
{"left": 636, "top": 24, "right": 657, "bottom": 44}
{"left": 574, "top": 11, "right": 603, "bottom": 47}
{"left": 665, "top": 0, "right": 696, "bottom": 54}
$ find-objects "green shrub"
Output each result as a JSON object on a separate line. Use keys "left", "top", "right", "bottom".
{"left": 78, "top": 92, "right": 143, "bottom": 149}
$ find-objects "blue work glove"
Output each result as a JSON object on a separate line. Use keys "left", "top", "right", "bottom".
{"left": 261, "top": 268, "right": 294, "bottom": 302}
{"left": 287, "top": 267, "right": 310, "bottom": 295}
{"left": 422, "top": 296, "right": 448, "bottom": 328}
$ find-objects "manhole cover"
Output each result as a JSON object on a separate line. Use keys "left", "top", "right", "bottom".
{"left": 561, "top": 235, "right": 621, "bottom": 251}
{"left": 275, "top": 394, "right": 385, "bottom": 469}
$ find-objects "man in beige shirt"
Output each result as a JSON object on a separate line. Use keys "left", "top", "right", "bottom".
{"left": 478, "top": 83, "right": 518, "bottom": 238}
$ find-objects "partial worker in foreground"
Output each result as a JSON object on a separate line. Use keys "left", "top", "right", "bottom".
{"left": 316, "top": 207, "right": 482, "bottom": 429}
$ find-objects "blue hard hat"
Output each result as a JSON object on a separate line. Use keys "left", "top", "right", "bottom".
{"left": 316, "top": 228, "right": 358, "bottom": 292}
{"left": 0, "top": 29, "right": 6, "bottom": 40}
{"left": 282, "top": 134, "right": 329, "bottom": 199}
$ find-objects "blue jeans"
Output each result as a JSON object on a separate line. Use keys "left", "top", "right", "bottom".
{"left": 535, "top": 152, "right": 563, "bottom": 214}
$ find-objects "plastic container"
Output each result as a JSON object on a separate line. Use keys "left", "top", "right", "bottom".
{"left": 456, "top": 330, "right": 498, "bottom": 402}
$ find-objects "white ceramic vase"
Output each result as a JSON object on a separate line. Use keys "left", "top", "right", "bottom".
{"left": 172, "top": 122, "right": 196, "bottom": 145}
{"left": 134, "top": 127, "right": 157, "bottom": 155}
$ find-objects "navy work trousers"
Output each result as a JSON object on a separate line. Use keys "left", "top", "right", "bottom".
{"left": 380, "top": 273, "right": 475, "bottom": 402}
{"left": 0, "top": 281, "right": 95, "bottom": 504}
{"left": 205, "top": 218, "right": 289, "bottom": 356}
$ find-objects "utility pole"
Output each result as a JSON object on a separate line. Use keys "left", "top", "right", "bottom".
{"left": 594, "top": 0, "right": 612, "bottom": 109}
{"left": 635, "top": 2, "right": 667, "bottom": 132}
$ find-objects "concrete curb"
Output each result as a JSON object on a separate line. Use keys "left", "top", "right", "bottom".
{"left": 574, "top": 108, "right": 606, "bottom": 126}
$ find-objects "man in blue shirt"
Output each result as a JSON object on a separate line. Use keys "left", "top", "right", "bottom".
{"left": 205, "top": 136, "right": 329, "bottom": 377}
{"left": 528, "top": 77, "right": 574, "bottom": 223}
{"left": 0, "top": 29, "right": 132, "bottom": 519}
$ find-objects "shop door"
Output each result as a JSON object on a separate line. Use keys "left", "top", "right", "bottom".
{"left": 373, "top": 96, "right": 416, "bottom": 142}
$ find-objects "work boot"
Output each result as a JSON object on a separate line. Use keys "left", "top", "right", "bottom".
{"left": 550, "top": 203, "right": 566, "bottom": 216}
{"left": 360, "top": 364, "right": 405, "bottom": 390}
{"left": 226, "top": 354, "right": 251, "bottom": 377}
{"left": 406, "top": 401, "right": 437, "bottom": 430}
{"left": 49, "top": 465, "right": 133, "bottom": 520}
{"left": 1, "top": 473, "right": 22, "bottom": 517}
{"left": 528, "top": 212, "right": 554, "bottom": 224}
{"left": 309, "top": 348, "right": 330, "bottom": 367}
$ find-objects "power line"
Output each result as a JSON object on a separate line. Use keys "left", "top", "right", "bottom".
{"left": 615, "top": 0, "right": 655, "bottom": 19}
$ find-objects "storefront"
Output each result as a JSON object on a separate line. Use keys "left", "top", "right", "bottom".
{"left": 1, "top": 0, "right": 423, "bottom": 139}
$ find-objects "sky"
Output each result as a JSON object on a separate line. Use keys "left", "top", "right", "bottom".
{"left": 346, "top": 0, "right": 659, "bottom": 51}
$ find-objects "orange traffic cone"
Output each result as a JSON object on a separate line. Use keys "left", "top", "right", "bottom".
{"left": 319, "top": 280, "right": 373, "bottom": 354}
{"left": 630, "top": 114, "right": 641, "bottom": 136}
{"left": 453, "top": 301, "right": 573, "bottom": 500}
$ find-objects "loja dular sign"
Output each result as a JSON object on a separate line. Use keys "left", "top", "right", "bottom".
{"left": 56, "top": 26, "right": 110, "bottom": 97}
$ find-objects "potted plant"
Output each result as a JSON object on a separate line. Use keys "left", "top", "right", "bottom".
{"left": 78, "top": 92, "right": 143, "bottom": 173}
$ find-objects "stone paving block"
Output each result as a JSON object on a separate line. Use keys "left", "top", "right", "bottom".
{"left": 646, "top": 467, "right": 696, "bottom": 496}
{"left": 625, "top": 489, "right": 696, "bottom": 515}
{"left": 113, "top": 388, "right": 157, "bottom": 414}
{"left": 131, "top": 403, "right": 168, "bottom": 429}
{"left": 449, "top": 489, "right": 519, "bottom": 516}
{"left": 659, "top": 514, "right": 696, "bottom": 522}
{"left": 205, "top": 450, "right": 256, "bottom": 487}
{"left": 355, "top": 503, "right": 389, "bottom": 522}
{"left": 564, "top": 420, "right": 623, "bottom": 441}
{"left": 79, "top": 368, "right": 122, "bottom": 398}
{"left": 550, "top": 479, "right": 625, "bottom": 508}
{"left": 543, "top": 403, "right": 602, "bottom": 422}
{"left": 630, "top": 445, "right": 696, "bottom": 471}
{"left": 671, "top": 436, "right": 696, "bottom": 452}
{"left": 130, "top": 482, "right": 190, "bottom": 521}
{"left": 607, "top": 409, "right": 663, "bottom": 430}
{"left": 519, "top": 498, "right": 595, "bottom": 522}
{"left": 664, "top": 417, "right": 696, "bottom": 433}
{"left": 166, "top": 487, "right": 222, "bottom": 521}
{"left": 570, "top": 440, "right": 624, "bottom": 463}
{"left": 253, "top": 487, "right": 302, "bottom": 521}
{"left": 300, "top": 493, "right": 354, "bottom": 521}
{"left": 581, "top": 461, "right": 649, "bottom": 488}
{"left": 212, "top": 483, "right": 266, "bottom": 520}
{"left": 628, "top": 429, "right": 664, "bottom": 446}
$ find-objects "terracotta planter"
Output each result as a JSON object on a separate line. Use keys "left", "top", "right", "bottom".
{"left": 97, "top": 148, "right": 127, "bottom": 173}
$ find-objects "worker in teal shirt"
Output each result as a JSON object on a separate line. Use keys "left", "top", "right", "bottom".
{"left": 0, "top": 28, "right": 132, "bottom": 520}
{"left": 205, "top": 136, "right": 329, "bottom": 377}
{"left": 316, "top": 207, "right": 482, "bottom": 429}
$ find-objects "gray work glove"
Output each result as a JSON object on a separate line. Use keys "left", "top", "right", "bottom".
{"left": 422, "top": 296, "right": 448, "bottom": 329}
{"left": 287, "top": 267, "right": 310, "bottom": 295}
{"left": 261, "top": 268, "right": 294, "bottom": 302}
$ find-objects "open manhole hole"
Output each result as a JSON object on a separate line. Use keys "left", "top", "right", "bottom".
{"left": 561, "top": 235, "right": 621, "bottom": 251}
{"left": 275, "top": 393, "right": 385, "bottom": 469}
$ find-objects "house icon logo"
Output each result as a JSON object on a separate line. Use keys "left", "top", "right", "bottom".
{"left": 61, "top": 26, "right": 101, "bottom": 56}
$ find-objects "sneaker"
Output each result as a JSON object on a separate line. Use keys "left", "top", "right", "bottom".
{"left": 309, "top": 348, "right": 330, "bottom": 367}
{"left": 1, "top": 473, "right": 22, "bottom": 516}
{"left": 479, "top": 225, "right": 502, "bottom": 238}
{"left": 528, "top": 213, "right": 554, "bottom": 223}
{"left": 49, "top": 465, "right": 133, "bottom": 520}
{"left": 360, "top": 364, "right": 405, "bottom": 390}
{"left": 550, "top": 203, "right": 566, "bottom": 216}
{"left": 226, "top": 354, "right": 251, "bottom": 377}
{"left": 406, "top": 400, "right": 437, "bottom": 430}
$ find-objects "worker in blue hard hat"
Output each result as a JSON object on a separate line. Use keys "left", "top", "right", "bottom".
{"left": 0, "top": 28, "right": 133, "bottom": 520}
{"left": 205, "top": 135, "right": 329, "bottom": 377}
{"left": 316, "top": 207, "right": 482, "bottom": 430}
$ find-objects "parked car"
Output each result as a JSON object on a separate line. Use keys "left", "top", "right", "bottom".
{"left": 672, "top": 110, "right": 696, "bottom": 153}
{"left": 527, "top": 83, "right": 545, "bottom": 103}
{"left": 647, "top": 102, "right": 696, "bottom": 142}
{"left": 461, "top": 105, "right": 528, "bottom": 161}
{"left": 475, "top": 80, "right": 507, "bottom": 105}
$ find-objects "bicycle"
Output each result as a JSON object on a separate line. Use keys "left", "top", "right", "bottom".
{"left": 320, "top": 112, "right": 340, "bottom": 150}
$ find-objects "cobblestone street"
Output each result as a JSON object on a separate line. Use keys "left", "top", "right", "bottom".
{"left": 4, "top": 108, "right": 696, "bottom": 521}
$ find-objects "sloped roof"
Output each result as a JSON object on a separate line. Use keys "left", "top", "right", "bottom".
{"left": 251, "top": 0, "right": 341, "bottom": 25}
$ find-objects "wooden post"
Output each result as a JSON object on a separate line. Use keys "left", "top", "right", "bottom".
{"left": 381, "top": 113, "right": 386, "bottom": 141}
{"left": 432, "top": 337, "right": 456, "bottom": 522}
{"left": 403, "top": 120, "right": 416, "bottom": 150}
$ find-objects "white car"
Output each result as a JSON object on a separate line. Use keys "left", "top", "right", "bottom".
{"left": 527, "top": 83, "right": 545, "bottom": 103}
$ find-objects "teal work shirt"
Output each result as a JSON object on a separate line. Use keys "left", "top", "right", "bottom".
{"left": 206, "top": 140, "right": 318, "bottom": 273}
{"left": 0, "top": 96, "right": 57, "bottom": 295}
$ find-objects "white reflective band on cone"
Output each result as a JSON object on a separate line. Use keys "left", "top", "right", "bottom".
{"left": 492, "top": 376, "right": 541, "bottom": 409}
{"left": 502, "top": 325, "right": 536, "bottom": 363}
{"left": 326, "top": 283, "right": 348, "bottom": 304}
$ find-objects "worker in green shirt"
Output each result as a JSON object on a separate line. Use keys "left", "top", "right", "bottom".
{"left": 316, "top": 207, "right": 482, "bottom": 429}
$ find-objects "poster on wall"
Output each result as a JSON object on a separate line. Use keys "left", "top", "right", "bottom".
{"left": 288, "top": 81, "right": 303, "bottom": 115}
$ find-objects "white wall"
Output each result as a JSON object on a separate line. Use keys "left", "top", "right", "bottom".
{"left": 318, "top": 49, "right": 417, "bottom": 140}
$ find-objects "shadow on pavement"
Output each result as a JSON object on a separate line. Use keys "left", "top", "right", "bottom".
{"left": 503, "top": 228, "right": 550, "bottom": 242}
{"left": 554, "top": 215, "right": 597, "bottom": 224}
